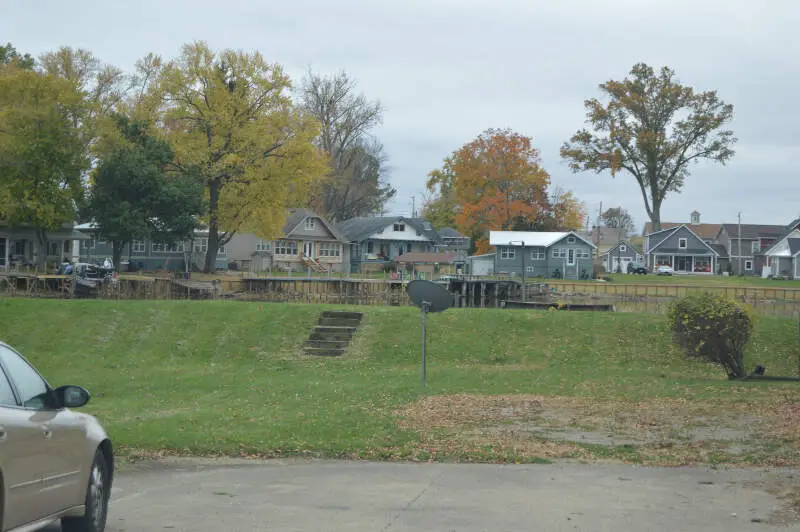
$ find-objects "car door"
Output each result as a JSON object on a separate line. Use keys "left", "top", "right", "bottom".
{"left": 0, "top": 358, "right": 49, "bottom": 530}
{"left": 0, "top": 344, "right": 85, "bottom": 520}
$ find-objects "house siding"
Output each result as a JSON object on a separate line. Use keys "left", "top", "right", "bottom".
{"left": 494, "top": 237, "right": 594, "bottom": 280}
{"left": 646, "top": 226, "right": 718, "bottom": 273}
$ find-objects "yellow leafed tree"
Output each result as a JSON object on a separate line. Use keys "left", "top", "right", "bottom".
{"left": 153, "top": 42, "right": 327, "bottom": 272}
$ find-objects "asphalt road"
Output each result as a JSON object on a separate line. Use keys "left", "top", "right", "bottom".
{"left": 52, "top": 459, "right": 799, "bottom": 531}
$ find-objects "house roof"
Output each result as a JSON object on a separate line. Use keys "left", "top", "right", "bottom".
{"left": 643, "top": 221, "right": 721, "bottom": 240}
{"left": 437, "top": 227, "right": 467, "bottom": 239}
{"left": 283, "top": 208, "right": 346, "bottom": 241}
{"left": 489, "top": 231, "right": 596, "bottom": 248}
{"left": 719, "top": 223, "right": 787, "bottom": 240}
{"left": 335, "top": 216, "right": 438, "bottom": 243}
{"left": 578, "top": 226, "right": 628, "bottom": 244}
{"left": 394, "top": 252, "right": 459, "bottom": 264}
{"left": 762, "top": 218, "right": 800, "bottom": 256}
{"left": 648, "top": 225, "right": 720, "bottom": 256}
{"left": 601, "top": 241, "right": 642, "bottom": 257}
{"left": 709, "top": 243, "right": 729, "bottom": 258}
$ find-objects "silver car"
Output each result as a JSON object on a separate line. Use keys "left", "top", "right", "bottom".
{"left": 0, "top": 341, "right": 113, "bottom": 532}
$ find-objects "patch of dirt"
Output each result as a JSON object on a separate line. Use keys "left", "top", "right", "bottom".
{"left": 397, "top": 394, "right": 799, "bottom": 466}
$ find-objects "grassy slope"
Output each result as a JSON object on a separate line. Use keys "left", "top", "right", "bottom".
{"left": 0, "top": 299, "right": 797, "bottom": 462}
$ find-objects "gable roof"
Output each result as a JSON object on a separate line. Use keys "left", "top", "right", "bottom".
{"left": 648, "top": 225, "right": 720, "bottom": 256}
{"left": 489, "top": 231, "right": 596, "bottom": 249}
{"left": 578, "top": 226, "right": 627, "bottom": 244}
{"left": 438, "top": 227, "right": 468, "bottom": 239}
{"left": 709, "top": 243, "right": 729, "bottom": 258}
{"left": 643, "top": 221, "right": 721, "bottom": 240}
{"left": 601, "top": 241, "right": 642, "bottom": 257}
{"left": 282, "top": 208, "right": 346, "bottom": 241}
{"left": 719, "top": 223, "right": 787, "bottom": 240}
{"left": 335, "top": 216, "right": 438, "bottom": 243}
{"left": 762, "top": 218, "right": 800, "bottom": 255}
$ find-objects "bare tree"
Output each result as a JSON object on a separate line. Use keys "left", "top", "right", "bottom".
{"left": 301, "top": 69, "right": 395, "bottom": 221}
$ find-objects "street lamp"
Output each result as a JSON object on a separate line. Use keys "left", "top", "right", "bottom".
{"left": 508, "top": 240, "right": 526, "bottom": 302}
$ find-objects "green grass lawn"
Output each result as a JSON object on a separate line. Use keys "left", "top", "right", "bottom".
{"left": 1, "top": 299, "right": 797, "bottom": 465}
{"left": 573, "top": 273, "right": 800, "bottom": 288}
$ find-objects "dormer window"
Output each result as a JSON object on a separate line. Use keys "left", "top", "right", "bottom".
{"left": 619, "top": 244, "right": 627, "bottom": 252}
{"left": 567, "top": 236, "right": 575, "bottom": 243}
{"left": 304, "top": 217, "right": 316, "bottom": 230}
{"left": 393, "top": 223, "right": 405, "bottom": 232}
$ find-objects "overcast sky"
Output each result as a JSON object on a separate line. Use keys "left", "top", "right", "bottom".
{"left": 2, "top": 0, "right": 798, "bottom": 231}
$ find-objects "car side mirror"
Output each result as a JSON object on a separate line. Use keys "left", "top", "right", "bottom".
{"left": 54, "top": 385, "right": 91, "bottom": 408}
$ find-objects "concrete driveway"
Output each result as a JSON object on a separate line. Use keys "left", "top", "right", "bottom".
{"left": 55, "top": 459, "right": 799, "bottom": 531}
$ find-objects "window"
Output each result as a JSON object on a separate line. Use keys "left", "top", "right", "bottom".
{"left": 151, "top": 242, "right": 166, "bottom": 253}
{"left": 407, "top": 242, "right": 413, "bottom": 253}
{"left": 132, "top": 240, "right": 146, "bottom": 253}
{"left": 366, "top": 241, "right": 374, "bottom": 254}
{"left": 14, "top": 240, "right": 26, "bottom": 255}
{"left": 393, "top": 223, "right": 405, "bottom": 232}
{"left": 318, "top": 243, "right": 341, "bottom": 257}
{"left": 255, "top": 239, "right": 271, "bottom": 252}
{"left": 552, "top": 248, "right": 564, "bottom": 259}
{"left": 275, "top": 239, "right": 298, "bottom": 256}
{"left": 168, "top": 241, "right": 185, "bottom": 253}
{"left": 500, "top": 247, "right": 515, "bottom": 260}
{"left": 304, "top": 218, "right": 316, "bottom": 230}
{"left": 194, "top": 238, "right": 208, "bottom": 253}
{"left": 751, "top": 241, "right": 760, "bottom": 254}
{"left": 218, "top": 244, "right": 226, "bottom": 255}
{"left": 49, "top": 241, "right": 60, "bottom": 256}
{"left": 577, "top": 249, "right": 591, "bottom": 259}
{"left": 0, "top": 366, "right": 17, "bottom": 406}
{"left": 526, "top": 265, "right": 536, "bottom": 273}
{"left": 0, "top": 346, "right": 51, "bottom": 410}
{"left": 619, "top": 245, "right": 627, "bottom": 253}
{"left": 745, "top": 260, "right": 753, "bottom": 271}
{"left": 530, "top": 248, "right": 545, "bottom": 260}
{"left": 678, "top": 238, "right": 688, "bottom": 249}
{"left": 567, "top": 236, "right": 575, "bottom": 243}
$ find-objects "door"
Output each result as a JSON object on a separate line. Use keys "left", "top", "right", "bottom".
{"left": 567, "top": 248, "right": 575, "bottom": 266}
{"left": 0, "top": 345, "right": 85, "bottom": 520}
{"left": 0, "top": 361, "right": 52, "bottom": 529}
{"left": 303, "top": 241, "right": 315, "bottom": 258}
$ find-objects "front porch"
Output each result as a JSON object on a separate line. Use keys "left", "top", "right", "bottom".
{"left": 653, "top": 253, "right": 716, "bottom": 274}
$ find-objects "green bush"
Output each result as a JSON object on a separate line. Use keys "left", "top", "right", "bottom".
{"left": 666, "top": 292, "right": 753, "bottom": 379}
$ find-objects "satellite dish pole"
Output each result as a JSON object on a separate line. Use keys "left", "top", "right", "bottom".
{"left": 407, "top": 280, "right": 453, "bottom": 391}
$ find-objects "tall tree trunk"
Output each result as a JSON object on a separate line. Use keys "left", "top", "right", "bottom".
{"left": 35, "top": 229, "right": 49, "bottom": 271}
{"left": 204, "top": 178, "right": 221, "bottom": 273}
{"left": 112, "top": 240, "right": 124, "bottom": 273}
{"left": 650, "top": 202, "right": 662, "bottom": 233}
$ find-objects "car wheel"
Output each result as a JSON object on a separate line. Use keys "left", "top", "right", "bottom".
{"left": 62, "top": 449, "right": 110, "bottom": 532}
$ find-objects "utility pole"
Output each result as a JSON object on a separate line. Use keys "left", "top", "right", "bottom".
{"left": 411, "top": 195, "right": 416, "bottom": 218}
{"left": 595, "top": 201, "right": 602, "bottom": 269}
{"left": 738, "top": 211, "right": 742, "bottom": 276}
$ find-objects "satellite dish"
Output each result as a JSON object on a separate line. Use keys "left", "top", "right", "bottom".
{"left": 407, "top": 280, "right": 453, "bottom": 313}
{"left": 406, "top": 280, "right": 453, "bottom": 390}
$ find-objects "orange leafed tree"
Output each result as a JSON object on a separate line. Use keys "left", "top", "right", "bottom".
{"left": 449, "top": 129, "right": 550, "bottom": 253}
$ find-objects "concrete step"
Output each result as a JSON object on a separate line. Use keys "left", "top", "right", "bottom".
{"left": 321, "top": 311, "right": 363, "bottom": 321}
{"left": 319, "top": 317, "right": 362, "bottom": 327}
{"left": 313, "top": 326, "right": 357, "bottom": 334}
{"left": 309, "top": 333, "right": 354, "bottom": 342}
{"left": 304, "top": 339, "right": 350, "bottom": 349}
{"left": 303, "top": 346, "right": 345, "bottom": 357}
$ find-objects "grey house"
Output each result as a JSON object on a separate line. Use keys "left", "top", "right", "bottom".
{"left": 336, "top": 216, "right": 441, "bottom": 273}
{"left": 716, "top": 223, "right": 787, "bottom": 276}
{"left": 0, "top": 222, "right": 89, "bottom": 271}
{"left": 644, "top": 224, "right": 720, "bottom": 274}
{"left": 489, "top": 231, "right": 596, "bottom": 280}
{"left": 601, "top": 241, "right": 642, "bottom": 273}
{"left": 76, "top": 223, "right": 228, "bottom": 272}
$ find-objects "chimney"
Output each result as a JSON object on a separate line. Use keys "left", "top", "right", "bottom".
{"left": 690, "top": 210, "right": 700, "bottom": 225}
